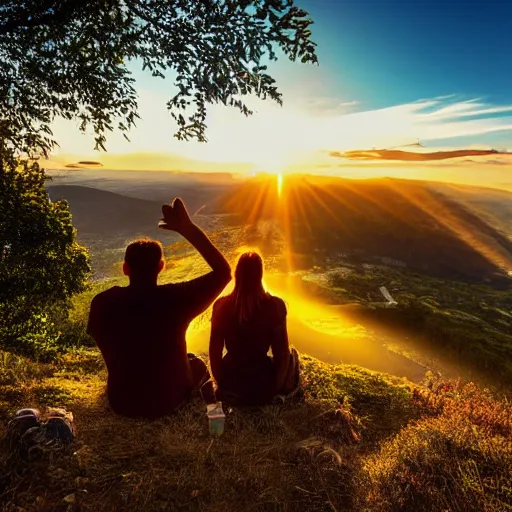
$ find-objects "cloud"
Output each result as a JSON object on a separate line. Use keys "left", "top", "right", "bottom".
{"left": 330, "top": 148, "right": 512, "bottom": 162}
{"left": 309, "top": 97, "right": 512, "bottom": 151}
{"left": 294, "top": 98, "right": 360, "bottom": 116}
{"left": 51, "top": 90, "right": 512, "bottom": 171}
{"left": 44, "top": 151, "right": 253, "bottom": 173}
{"left": 417, "top": 99, "right": 512, "bottom": 121}
{"left": 186, "top": 96, "right": 512, "bottom": 169}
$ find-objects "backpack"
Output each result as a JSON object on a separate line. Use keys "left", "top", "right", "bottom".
{"left": 7, "top": 407, "right": 76, "bottom": 457}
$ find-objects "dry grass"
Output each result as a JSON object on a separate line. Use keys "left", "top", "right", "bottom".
{"left": 1, "top": 350, "right": 511, "bottom": 512}
{"left": 363, "top": 379, "right": 512, "bottom": 512}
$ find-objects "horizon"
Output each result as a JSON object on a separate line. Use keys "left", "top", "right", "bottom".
{"left": 44, "top": 153, "right": 512, "bottom": 193}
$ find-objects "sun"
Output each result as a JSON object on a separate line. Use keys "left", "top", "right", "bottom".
{"left": 277, "top": 172, "right": 283, "bottom": 197}
{"left": 251, "top": 153, "right": 290, "bottom": 198}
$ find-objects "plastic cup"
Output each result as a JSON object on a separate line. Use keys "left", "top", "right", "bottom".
{"left": 207, "top": 403, "right": 225, "bottom": 436}
{"left": 208, "top": 415, "right": 225, "bottom": 436}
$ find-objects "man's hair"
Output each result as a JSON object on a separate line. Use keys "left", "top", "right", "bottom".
{"left": 124, "top": 239, "right": 163, "bottom": 279}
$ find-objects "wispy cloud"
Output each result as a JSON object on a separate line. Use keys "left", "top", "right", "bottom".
{"left": 329, "top": 148, "right": 512, "bottom": 162}
{"left": 309, "top": 97, "right": 512, "bottom": 151}
{"left": 418, "top": 99, "right": 512, "bottom": 120}
{"left": 51, "top": 93, "right": 512, "bottom": 168}
{"left": 293, "top": 98, "right": 360, "bottom": 116}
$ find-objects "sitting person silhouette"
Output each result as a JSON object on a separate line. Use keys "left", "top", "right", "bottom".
{"left": 209, "top": 252, "right": 300, "bottom": 406}
{"left": 87, "top": 198, "right": 231, "bottom": 419}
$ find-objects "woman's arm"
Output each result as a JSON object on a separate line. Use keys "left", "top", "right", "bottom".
{"left": 270, "top": 300, "right": 290, "bottom": 393}
{"left": 209, "top": 301, "right": 225, "bottom": 384}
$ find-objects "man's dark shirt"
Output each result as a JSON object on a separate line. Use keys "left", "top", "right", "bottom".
{"left": 87, "top": 272, "right": 228, "bottom": 419}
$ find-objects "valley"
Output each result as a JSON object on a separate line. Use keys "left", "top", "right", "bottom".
{"left": 46, "top": 169, "right": 512, "bottom": 389}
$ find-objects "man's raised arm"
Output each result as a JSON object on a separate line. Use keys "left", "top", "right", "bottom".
{"left": 159, "top": 198, "right": 230, "bottom": 279}
{"left": 159, "top": 198, "right": 231, "bottom": 317}
{"left": 180, "top": 223, "right": 231, "bottom": 279}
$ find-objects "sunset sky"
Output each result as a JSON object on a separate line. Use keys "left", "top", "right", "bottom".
{"left": 48, "top": 0, "right": 512, "bottom": 187}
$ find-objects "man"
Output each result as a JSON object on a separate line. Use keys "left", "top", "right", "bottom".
{"left": 87, "top": 198, "right": 231, "bottom": 419}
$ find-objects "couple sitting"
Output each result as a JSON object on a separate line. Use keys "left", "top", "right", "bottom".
{"left": 87, "top": 198, "right": 299, "bottom": 419}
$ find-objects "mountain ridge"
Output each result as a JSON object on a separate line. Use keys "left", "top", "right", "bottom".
{"left": 207, "top": 175, "right": 512, "bottom": 283}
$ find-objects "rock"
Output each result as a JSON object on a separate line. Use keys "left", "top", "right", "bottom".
{"left": 63, "top": 493, "right": 76, "bottom": 504}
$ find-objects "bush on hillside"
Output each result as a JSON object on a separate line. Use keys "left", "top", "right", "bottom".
{"left": 363, "top": 377, "right": 512, "bottom": 511}
{"left": 0, "top": 151, "right": 90, "bottom": 360}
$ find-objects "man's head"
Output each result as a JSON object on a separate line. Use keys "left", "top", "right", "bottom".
{"left": 123, "top": 239, "right": 164, "bottom": 284}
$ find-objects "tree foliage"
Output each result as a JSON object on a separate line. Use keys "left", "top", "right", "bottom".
{"left": 0, "top": 0, "right": 318, "bottom": 155}
{"left": 0, "top": 0, "right": 317, "bottom": 357}
{"left": 0, "top": 150, "right": 90, "bottom": 358}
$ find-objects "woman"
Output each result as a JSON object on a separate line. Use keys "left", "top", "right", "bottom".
{"left": 209, "top": 252, "right": 300, "bottom": 406}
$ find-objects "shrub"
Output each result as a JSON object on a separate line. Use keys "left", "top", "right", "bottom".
{"left": 363, "top": 378, "right": 512, "bottom": 511}
{"left": 0, "top": 151, "right": 90, "bottom": 359}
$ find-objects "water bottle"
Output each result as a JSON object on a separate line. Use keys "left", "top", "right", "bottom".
{"left": 206, "top": 402, "right": 225, "bottom": 436}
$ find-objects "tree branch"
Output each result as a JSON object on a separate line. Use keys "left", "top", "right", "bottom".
{"left": 0, "top": 0, "right": 87, "bottom": 36}
{"left": 123, "top": 0, "right": 173, "bottom": 33}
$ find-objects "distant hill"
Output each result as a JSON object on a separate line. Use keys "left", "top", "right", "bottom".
{"left": 46, "top": 182, "right": 225, "bottom": 236}
{"left": 207, "top": 175, "right": 512, "bottom": 283}
{"left": 47, "top": 185, "right": 174, "bottom": 278}
{"left": 430, "top": 182, "right": 512, "bottom": 238}
{"left": 46, "top": 169, "right": 237, "bottom": 203}
{"left": 47, "top": 185, "right": 163, "bottom": 239}
{"left": 46, "top": 184, "right": 234, "bottom": 278}
{"left": 47, "top": 178, "right": 512, "bottom": 283}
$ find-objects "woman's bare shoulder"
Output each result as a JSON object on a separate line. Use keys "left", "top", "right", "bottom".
{"left": 267, "top": 294, "right": 287, "bottom": 316}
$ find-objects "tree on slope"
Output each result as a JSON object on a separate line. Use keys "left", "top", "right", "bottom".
{"left": 0, "top": 150, "right": 90, "bottom": 359}
{"left": 0, "top": 0, "right": 318, "bottom": 356}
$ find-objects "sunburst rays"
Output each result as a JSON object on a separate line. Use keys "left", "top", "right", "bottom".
{"left": 227, "top": 174, "right": 512, "bottom": 278}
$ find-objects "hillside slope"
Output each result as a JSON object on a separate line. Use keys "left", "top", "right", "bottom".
{"left": 1, "top": 349, "right": 511, "bottom": 512}
{"left": 208, "top": 175, "right": 512, "bottom": 282}
{"left": 47, "top": 185, "right": 163, "bottom": 239}
{"left": 431, "top": 182, "right": 512, "bottom": 237}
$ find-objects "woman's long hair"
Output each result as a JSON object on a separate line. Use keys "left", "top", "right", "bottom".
{"left": 229, "top": 252, "right": 268, "bottom": 323}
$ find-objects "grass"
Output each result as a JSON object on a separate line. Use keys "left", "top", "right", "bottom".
{"left": 2, "top": 223, "right": 512, "bottom": 510}
{"left": 364, "top": 381, "right": 512, "bottom": 511}
{"left": 1, "top": 348, "right": 511, "bottom": 512}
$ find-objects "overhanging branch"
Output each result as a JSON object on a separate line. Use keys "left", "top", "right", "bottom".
{"left": 0, "top": 0, "right": 87, "bottom": 36}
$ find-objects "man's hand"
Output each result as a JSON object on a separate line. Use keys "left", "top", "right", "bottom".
{"left": 160, "top": 197, "right": 231, "bottom": 283}
{"left": 159, "top": 198, "right": 194, "bottom": 234}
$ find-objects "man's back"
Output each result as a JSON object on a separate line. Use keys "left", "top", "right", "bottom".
{"left": 89, "top": 273, "right": 228, "bottom": 419}
{"left": 87, "top": 198, "right": 231, "bottom": 419}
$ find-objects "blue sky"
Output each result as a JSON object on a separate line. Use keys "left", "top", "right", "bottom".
{"left": 302, "top": 0, "right": 512, "bottom": 106}
{"left": 51, "top": 0, "right": 512, "bottom": 171}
